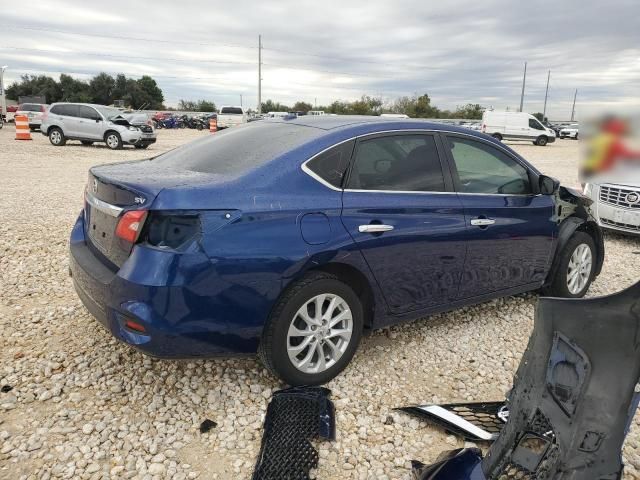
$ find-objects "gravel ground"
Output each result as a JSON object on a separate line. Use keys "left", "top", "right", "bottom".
{"left": 0, "top": 128, "right": 639, "bottom": 480}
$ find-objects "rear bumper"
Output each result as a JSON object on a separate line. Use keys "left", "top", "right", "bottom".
{"left": 69, "top": 214, "right": 261, "bottom": 357}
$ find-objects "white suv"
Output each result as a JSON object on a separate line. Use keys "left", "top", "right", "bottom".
{"left": 41, "top": 103, "right": 156, "bottom": 149}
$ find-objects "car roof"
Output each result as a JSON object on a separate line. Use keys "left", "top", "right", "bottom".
{"left": 266, "top": 115, "right": 478, "bottom": 136}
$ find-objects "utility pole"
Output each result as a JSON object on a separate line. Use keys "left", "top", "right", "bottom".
{"left": 257, "top": 34, "right": 262, "bottom": 114}
{"left": 542, "top": 70, "right": 550, "bottom": 121}
{"left": 519, "top": 61, "right": 527, "bottom": 112}
{"left": 570, "top": 89, "right": 577, "bottom": 122}
{"left": 240, "top": 94, "right": 243, "bottom": 108}
{"left": 0, "top": 66, "right": 7, "bottom": 125}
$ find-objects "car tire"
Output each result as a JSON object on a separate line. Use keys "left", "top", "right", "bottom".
{"left": 196, "top": 124, "right": 203, "bottom": 131}
{"left": 81, "top": 141, "right": 93, "bottom": 146}
{"left": 134, "top": 144, "right": 149, "bottom": 149}
{"left": 575, "top": 133, "right": 579, "bottom": 140}
{"left": 544, "top": 232, "right": 596, "bottom": 298}
{"left": 536, "top": 136, "right": 548, "bottom": 146}
{"left": 105, "top": 131, "right": 123, "bottom": 150}
{"left": 492, "top": 133, "right": 503, "bottom": 141}
{"left": 258, "top": 271, "right": 363, "bottom": 386}
{"left": 49, "top": 127, "right": 66, "bottom": 146}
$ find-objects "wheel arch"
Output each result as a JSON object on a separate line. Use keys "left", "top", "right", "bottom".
{"left": 544, "top": 216, "right": 604, "bottom": 287}
{"left": 306, "top": 262, "right": 376, "bottom": 329}
{"left": 103, "top": 129, "right": 121, "bottom": 142}
{"left": 46, "top": 125, "right": 62, "bottom": 135}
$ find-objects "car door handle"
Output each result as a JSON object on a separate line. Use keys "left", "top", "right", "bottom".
{"left": 470, "top": 218, "right": 496, "bottom": 227}
{"left": 358, "top": 224, "right": 394, "bottom": 233}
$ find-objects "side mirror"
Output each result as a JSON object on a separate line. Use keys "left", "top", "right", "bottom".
{"left": 539, "top": 175, "right": 560, "bottom": 195}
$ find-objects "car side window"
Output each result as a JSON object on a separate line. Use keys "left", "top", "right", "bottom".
{"left": 446, "top": 136, "right": 531, "bottom": 195}
{"left": 306, "top": 140, "right": 355, "bottom": 188}
{"left": 79, "top": 106, "right": 100, "bottom": 121}
{"left": 346, "top": 135, "right": 446, "bottom": 192}
{"left": 529, "top": 118, "right": 545, "bottom": 130}
{"left": 52, "top": 105, "right": 80, "bottom": 117}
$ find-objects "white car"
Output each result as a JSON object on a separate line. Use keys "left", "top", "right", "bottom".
{"left": 560, "top": 124, "right": 579, "bottom": 139}
{"left": 16, "top": 103, "right": 47, "bottom": 130}
{"left": 482, "top": 111, "right": 556, "bottom": 146}
{"left": 584, "top": 178, "right": 640, "bottom": 235}
{"left": 217, "top": 106, "right": 247, "bottom": 128}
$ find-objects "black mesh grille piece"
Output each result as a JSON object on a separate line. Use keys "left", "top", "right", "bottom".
{"left": 252, "top": 387, "right": 335, "bottom": 480}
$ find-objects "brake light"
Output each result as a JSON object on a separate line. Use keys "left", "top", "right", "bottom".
{"left": 115, "top": 210, "right": 148, "bottom": 243}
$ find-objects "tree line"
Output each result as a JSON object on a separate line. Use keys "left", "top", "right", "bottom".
{"left": 6, "top": 73, "right": 165, "bottom": 109}
{"left": 262, "top": 94, "right": 485, "bottom": 119}
{"left": 7, "top": 72, "right": 485, "bottom": 119}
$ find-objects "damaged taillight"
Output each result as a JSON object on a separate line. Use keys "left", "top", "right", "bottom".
{"left": 144, "top": 213, "right": 200, "bottom": 250}
{"left": 115, "top": 210, "right": 148, "bottom": 243}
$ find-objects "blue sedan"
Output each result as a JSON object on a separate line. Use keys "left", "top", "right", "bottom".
{"left": 69, "top": 116, "right": 604, "bottom": 385}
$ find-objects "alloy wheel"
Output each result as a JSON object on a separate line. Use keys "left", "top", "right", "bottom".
{"left": 287, "top": 293, "right": 353, "bottom": 374}
{"left": 51, "top": 131, "right": 61, "bottom": 144}
{"left": 106, "top": 134, "right": 119, "bottom": 149}
{"left": 567, "top": 243, "right": 593, "bottom": 294}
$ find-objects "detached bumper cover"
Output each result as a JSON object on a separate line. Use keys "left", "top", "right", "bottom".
{"left": 409, "top": 280, "right": 640, "bottom": 479}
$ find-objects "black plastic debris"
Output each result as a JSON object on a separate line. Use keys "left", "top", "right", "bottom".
{"left": 398, "top": 402, "right": 507, "bottom": 442}
{"left": 199, "top": 419, "right": 217, "bottom": 433}
{"left": 252, "top": 386, "right": 335, "bottom": 480}
{"left": 1, "top": 385, "right": 13, "bottom": 393}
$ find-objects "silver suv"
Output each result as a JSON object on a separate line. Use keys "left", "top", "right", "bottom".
{"left": 41, "top": 103, "right": 157, "bottom": 150}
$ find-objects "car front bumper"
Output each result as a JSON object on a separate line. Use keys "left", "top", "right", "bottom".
{"left": 69, "top": 214, "right": 261, "bottom": 357}
{"left": 589, "top": 187, "right": 640, "bottom": 235}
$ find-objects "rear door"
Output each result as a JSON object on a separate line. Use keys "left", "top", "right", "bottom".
{"left": 441, "top": 133, "right": 555, "bottom": 298}
{"left": 340, "top": 132, "right": 467, "bottom": 314}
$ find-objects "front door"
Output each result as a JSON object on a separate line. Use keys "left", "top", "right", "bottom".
{"left": 441, "top": 134, "right": 555, "bottom": 298}
{"left": 341, "top": 133, "right": 467, "bottom": 314}
{"left": 77, "top": 106, "right": 103, "bottom": 140}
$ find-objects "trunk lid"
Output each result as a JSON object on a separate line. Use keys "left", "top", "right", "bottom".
{"left": 86, "top": 159, "right": 224, "bottom": 267}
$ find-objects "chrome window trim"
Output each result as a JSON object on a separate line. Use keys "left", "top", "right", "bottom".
{"left": 85, "top": 192, "right": 123, "bottom": 217}
{"left": 300, "top": 128, "right": 538, "bottom": 197}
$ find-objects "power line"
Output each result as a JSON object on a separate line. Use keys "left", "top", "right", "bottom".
{"left": 0, "top": 24, "right": 257, "bottom": 51}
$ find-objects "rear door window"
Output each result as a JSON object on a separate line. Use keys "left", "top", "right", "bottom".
{"left": 51, "top": 104, "right": 80, "bottom": 117}
{"left": 346, "top": 134, "right": 446, "bottom": 192}
{"left": 305, "top": 140, "right": 355, "bottom": 188}
{"left": 19, "top": 104, "right": 42, "bottom": 112}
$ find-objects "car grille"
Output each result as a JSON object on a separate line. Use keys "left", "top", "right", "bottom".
{"left": 599, "top": 185, "right": 640, "bottom": 209}
{"left": 601, "top": 218, "right": 640, "bottom": 232}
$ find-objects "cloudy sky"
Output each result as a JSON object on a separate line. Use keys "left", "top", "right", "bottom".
{"left": 1, "top": 0, "right": 638, "bottom": 119}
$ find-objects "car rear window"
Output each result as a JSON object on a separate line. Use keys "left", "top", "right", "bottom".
{"left": 19, "top": 104, "right": 43, "bottom": 112}
{"left": 220, "top": 107, "right": 243, "bottom": 114}
{"left": 152, "top": 122, "right": 323, "bottom": 175}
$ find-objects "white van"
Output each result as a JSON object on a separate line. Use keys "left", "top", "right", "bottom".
{"left": 266, "top": 111, "right": 290, "bottom": 118}
{"left": 380, "top": 113, "right": 409, "bottom": 119}
{"left": 482, "top": 111, "right": 556, "bottom": 146}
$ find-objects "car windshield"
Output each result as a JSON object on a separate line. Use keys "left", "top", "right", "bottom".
{"left": 151, "top": 122, "right": 323, "bottom": 175}
{"left": 95, "top": 106, "right": 125, "bottom": 120}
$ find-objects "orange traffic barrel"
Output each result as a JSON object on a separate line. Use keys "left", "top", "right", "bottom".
{"left": 209, "top": 118, "right": 217, "bottom": 133}
{"left": 15, "top": 115, "right": 32, "bottom": 141}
